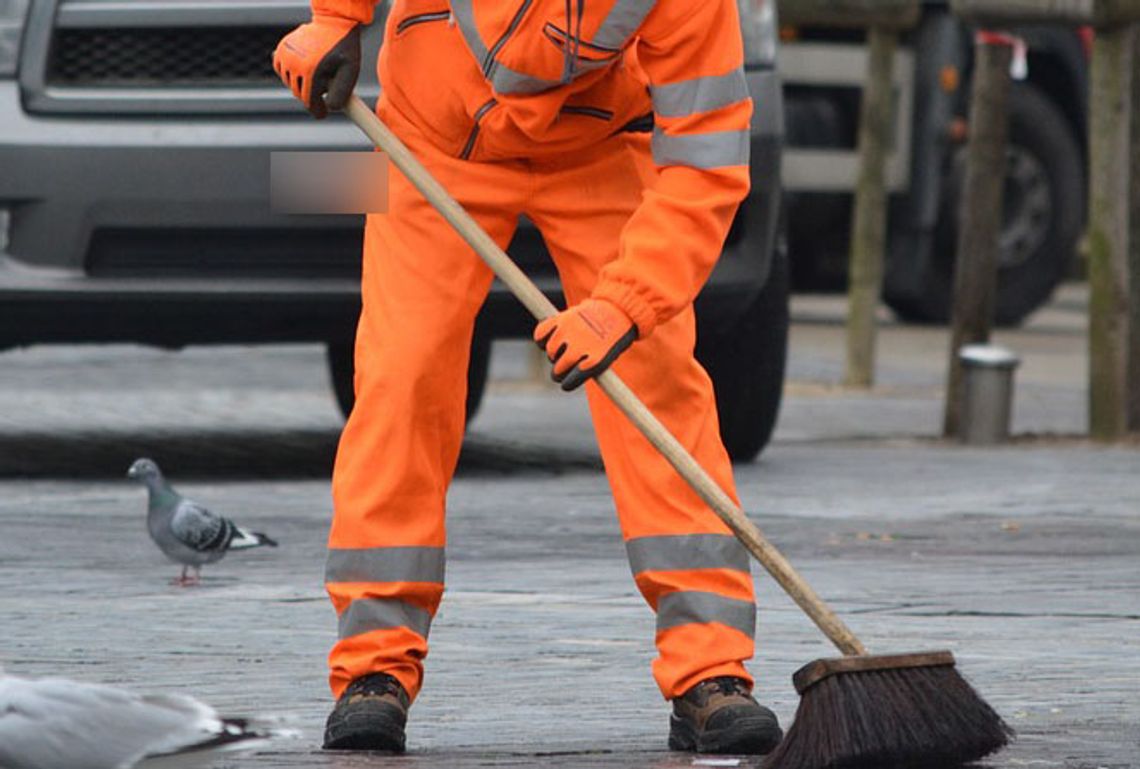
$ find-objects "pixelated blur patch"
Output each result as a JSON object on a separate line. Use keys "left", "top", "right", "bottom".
{"left": 271, "top": 151, "right": 389, "bottom": 214}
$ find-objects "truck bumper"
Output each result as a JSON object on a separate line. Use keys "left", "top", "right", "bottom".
{"left": 0, "top": 63, "right": 782, "bottom": 346}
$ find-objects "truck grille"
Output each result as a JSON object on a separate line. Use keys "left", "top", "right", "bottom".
{"left": 48, "top": 26, "right": 289, "bottom": 86}
{"left": 86, "top": 227, "right": 364, "bottom": 279}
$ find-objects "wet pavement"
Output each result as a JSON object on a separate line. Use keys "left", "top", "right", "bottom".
{"left": 0, "top": 284, "right": 1136, "bottom": 768}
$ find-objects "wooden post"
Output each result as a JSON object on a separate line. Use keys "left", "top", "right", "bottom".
{"left": 943, "top": 33, "right": 1013, "bottom": 437}
{"left": 1087, "top": 23, "right": 1133, "bottom": 440}
{"left": 1128, "top": 23, "right": 1140, "bottom": 432}
{"left": 844, "top": 25, "right": 897, "bottom": 388}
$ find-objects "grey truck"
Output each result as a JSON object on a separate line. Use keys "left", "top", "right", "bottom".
{"left": 0, "top": 0, "right": 787, "bottom": 460}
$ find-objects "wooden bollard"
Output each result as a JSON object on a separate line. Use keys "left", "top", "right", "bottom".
{"left": 942, "top": 32, "right": 1015, "bottom": 437}
{"left": 1087, "top": 24, "right": 1134, "bottom": 439}
{"left": 844, "top": 25, "right": 898, "bottom": 387}
{"left": 1129, "top": 29, "right": 1140, "bottom": 432}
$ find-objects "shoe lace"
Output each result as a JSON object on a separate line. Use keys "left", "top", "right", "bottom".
{"left": 346, "top": 673, "right": 403, "bottom": 699}
{"left": 704, "top": 676, "right": 751, "bottom": 697}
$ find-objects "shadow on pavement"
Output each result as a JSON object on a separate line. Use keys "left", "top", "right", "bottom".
{"left": 0, "top": 430, "right": 602, "bottom": 479}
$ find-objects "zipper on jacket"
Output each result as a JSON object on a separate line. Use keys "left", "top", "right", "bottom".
{"left": 560, "top": 105, "right": 614, "bottom": 121}
{"left": 460, "top": 98, "right": 499, "bottom": 159}
{"left": 396, "top": 10, "right": 451, "bottom": 34}
{"left": 482, "top": 0, "right": 534, "bottom": 76}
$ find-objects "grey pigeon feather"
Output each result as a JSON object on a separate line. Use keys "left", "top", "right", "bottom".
{"left": 127, "top": 458, "right": 277, "bottom": 585}
{"left": 0, "top": 666, "right": 267, "bottom": 769}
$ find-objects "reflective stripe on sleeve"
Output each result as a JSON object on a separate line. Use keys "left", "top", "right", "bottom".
{"left": 651, "top": 128, "right": 750, "bottom": 169}
{"left": 338, "top": 597, "right": 433, "bottom": 639}
{"left": 651, "top": 69, "right": 749, "bottom": 118}
{"left": 625, "top": 533, "right": 750, "bottom": 576}
{"left": 656, "top": 590, "right": 756, "bottom": 638}
{"left": 325, "top": 547, "right": 445, "bottom": 584}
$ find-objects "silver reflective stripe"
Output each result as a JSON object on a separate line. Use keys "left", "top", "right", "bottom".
{"left": 657, "top": 591, "right": 755, "bottom": 638}
{"left": 451, "top": 0, "right": 634, "bottom": 95}
{"left": 490, "top": 63, "right": 560, "bottom": 95}
{"left": 652, "top": 128, "right": 750, "bottom": 169}
{"left": 626, "top": 534, "right": 749, "bottom": 576}
{"left": 651, "top": 69, "right": 749, "bottom": 118}
{"left": 449, "top": 0, "right": 489, "bottom": 61}
{"left": 326, "top": 547, "right": 445, "bottom": 584}
{"left": 593, "top": 0, "right": 657, "bottom": 50}
{"left": 338, "top": 598, "right": 433, "bottom": 639}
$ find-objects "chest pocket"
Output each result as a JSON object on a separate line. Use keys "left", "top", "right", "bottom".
{"left": 541, "top": 21, "right": 622, "bottom": 72}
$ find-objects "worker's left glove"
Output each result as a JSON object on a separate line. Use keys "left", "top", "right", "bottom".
{"left": 534, "top": 298, "right": 638, "bottom": 391}
{"left": 273, "top": 14, "right": 361, "bottom": 119}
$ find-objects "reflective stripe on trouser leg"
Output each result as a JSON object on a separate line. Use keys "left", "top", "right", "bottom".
{"left": 526, "top": 136, "right": 756, "bottom": 700}
{"left": 327, "top": 549, "right": 445, "bottom": 694}
{"left": 327, "top": 101, "right": 527, "bottom": 701}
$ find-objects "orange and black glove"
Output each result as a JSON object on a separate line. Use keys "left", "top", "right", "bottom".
{"left": 273, "top": 14, "right": 361, "bottom": 119}
{"left": 534, "top": 298, "right": 638, "bottom": 391}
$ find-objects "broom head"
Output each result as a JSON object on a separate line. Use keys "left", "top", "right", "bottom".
{"left": 763, "top": 650, "right": 1013, "bottom": 769}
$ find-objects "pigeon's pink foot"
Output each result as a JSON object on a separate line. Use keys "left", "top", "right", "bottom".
{"left": 171, "top": 567, "right": 201, "bottom": 586}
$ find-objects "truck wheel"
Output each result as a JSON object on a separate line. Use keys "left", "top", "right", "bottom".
{"left": 886, "top": 84, "right": 1084, "bottom": 326}
{"left": 327, "top": 331, "right": 492, "bottom": 423}
{"left": 696, "top": 237, "right": 789, "bottom": 463}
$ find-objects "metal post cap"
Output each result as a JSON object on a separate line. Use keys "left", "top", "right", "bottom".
{"left": 958, "top": 343, "right": 1019, "bottom": 369}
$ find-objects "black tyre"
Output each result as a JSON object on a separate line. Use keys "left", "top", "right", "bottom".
{"left": 327, "top": 331, "right": 492, "bottom": 423}
{"left": 885, "top": 84, "right": 1084, "bottom": 326}
{"left": 696, "top": 238, "right": 789, "bottom": 463}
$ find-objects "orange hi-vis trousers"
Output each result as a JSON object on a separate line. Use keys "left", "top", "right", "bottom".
{"left": 325, "top": 101, "right": 757, "bottom": 704}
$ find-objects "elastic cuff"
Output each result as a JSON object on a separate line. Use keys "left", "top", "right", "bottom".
{"left": 312, "top": 0, "right": 374, "bottom": 25}
{"left": 592, "top": 281, "right": 659, "bottom": 339}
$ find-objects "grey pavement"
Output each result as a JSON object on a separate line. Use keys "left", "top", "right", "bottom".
{"left": 0, "top": 284, "right": 1137, "bottom": 768}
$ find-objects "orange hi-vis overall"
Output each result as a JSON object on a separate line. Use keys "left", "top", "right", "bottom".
{"left": 323, "top": 0, "right": 759, "bottom": 703}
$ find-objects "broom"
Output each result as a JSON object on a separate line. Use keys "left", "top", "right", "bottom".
{"left": 339, "top": 94, "right": 1013, "bottom": 769}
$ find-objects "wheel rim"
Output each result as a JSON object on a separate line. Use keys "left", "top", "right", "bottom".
{"left": 998, "top": 145, "right": 1052, "bottom": 271}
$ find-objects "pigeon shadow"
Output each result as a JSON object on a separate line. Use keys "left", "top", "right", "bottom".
{"left": 0, "top": 429, "right": 602, "bottom": 480}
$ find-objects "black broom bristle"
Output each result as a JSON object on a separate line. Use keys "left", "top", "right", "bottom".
{"left": 763, "top": 663, "right": 1013, "bottom": 769}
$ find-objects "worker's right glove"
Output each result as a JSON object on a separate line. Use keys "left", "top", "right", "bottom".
{"left": 534, "top": 298, "right": 638, "bottom": 391}
{"left": 273, "top": 15, "right": 361, "bottom": 119}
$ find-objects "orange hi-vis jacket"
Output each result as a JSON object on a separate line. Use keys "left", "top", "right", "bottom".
{"left": 313, "top": 0, "right": 753, "bottom": 339}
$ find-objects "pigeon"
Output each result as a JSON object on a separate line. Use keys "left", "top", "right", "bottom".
{"left": 0, "top": 666, "right": 268, "bottom": 769}
{"left": 127, "top": 458, "right": 277, "bottom": 586}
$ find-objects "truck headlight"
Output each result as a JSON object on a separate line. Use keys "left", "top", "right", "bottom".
{"left": 0, "top": 0, "right": 30, "bottom": 77}
{"left": 739, "top": 0, "right": 778, "bottom": 66}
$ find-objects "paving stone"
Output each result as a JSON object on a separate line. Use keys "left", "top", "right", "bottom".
{"left": 0, "top": 289, "right": 1136, "bottom": 767}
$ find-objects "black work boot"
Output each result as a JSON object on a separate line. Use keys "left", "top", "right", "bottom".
{"left": 669, "top": 676, "right": 783, "bottom": 755}
{"left": 323, "top": 672, "right": 410, "bottom": 751}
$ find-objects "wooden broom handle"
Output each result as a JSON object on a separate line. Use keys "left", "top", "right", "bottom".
{"left": 344, "top": 95, "right": 867, "bottom": 657}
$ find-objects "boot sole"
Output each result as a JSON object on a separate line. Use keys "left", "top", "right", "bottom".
{"left": 323, "top": 700, "right": 407, "bottom": 752}
{"left": 669, "top": 712, "right": 783, "bottom": 755}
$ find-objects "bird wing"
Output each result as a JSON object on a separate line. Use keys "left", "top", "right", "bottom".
{"left": 169, "top": 500, "right": 233, "bottom": 553}
{"left": 0, "top": 675, "right": 244, "bottom": 769}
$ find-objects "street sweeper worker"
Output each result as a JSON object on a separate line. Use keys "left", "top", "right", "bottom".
{"left": 274, "top": 0, "right": 783, "bottom": 755}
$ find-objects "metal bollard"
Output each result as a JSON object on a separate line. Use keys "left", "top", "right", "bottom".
{"left": 958, "top": 344, "right": 1019, "bottom": 444}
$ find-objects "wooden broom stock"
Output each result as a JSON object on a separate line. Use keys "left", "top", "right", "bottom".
{"left": 344, "top": 94, "right": 867, "bottom": 657}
